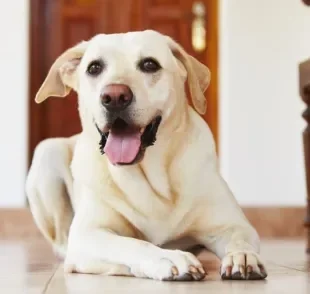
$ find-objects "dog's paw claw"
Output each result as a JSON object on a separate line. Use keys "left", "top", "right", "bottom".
{"left": 135, "top": 250, "right": 206, "bottom": 281}
{"left": 246, "top": 271, "right": 264, "bottom": 280}
{"left": 173, "top": 273, "right": 193, "bottom": 281}
{"left": 171, "top": 266, "right": 179, "bottom": 276}
{"left": 232, "top": 271, "right": 243, "bottom": 280}
{"left": 220, "top": 252, "right": 267, "bottom": 280}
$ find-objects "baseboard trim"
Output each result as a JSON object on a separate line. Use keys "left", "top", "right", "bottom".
{"left": 0, "top": 207, "right": 306, "bottom": 239}
{"left": 0, "top": 208, "right": 41, "bottom": 239}
{"left": 243, "top": 207, "right": 306, "bottom": 238}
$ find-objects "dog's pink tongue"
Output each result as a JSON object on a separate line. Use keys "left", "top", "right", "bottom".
{"left": 104, "top": 130, "right": 141, "bottom": 164}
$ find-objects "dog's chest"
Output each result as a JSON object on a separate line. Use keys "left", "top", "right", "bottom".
{"left": 105, "top": 162, "right": 193, "bottom": 245}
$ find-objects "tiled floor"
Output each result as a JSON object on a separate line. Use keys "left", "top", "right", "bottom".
{"left": 0, "top": 239, "right": 309, "bottom": 294}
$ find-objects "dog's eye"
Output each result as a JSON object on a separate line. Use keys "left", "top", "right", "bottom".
{"left": 138, "top": 58, "right": 161, "bottom": 73}
{"left": 87, "top": 60, "right": 104, "bottom": 76}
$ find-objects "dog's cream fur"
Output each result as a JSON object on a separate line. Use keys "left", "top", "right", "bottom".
{"left": 26, "top": 30, "right": 267, "bottom": 281}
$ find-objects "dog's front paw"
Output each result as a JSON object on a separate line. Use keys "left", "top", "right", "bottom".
{"left": 220, "top": 251, "right": 267, "bottom": 280}
{"left": 131, "top": 250, "right": 206, "bottom": 281}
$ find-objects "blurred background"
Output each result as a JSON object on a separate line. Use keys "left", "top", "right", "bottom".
{"left": 1, "top": 0, "right": 310, "bottom": 239}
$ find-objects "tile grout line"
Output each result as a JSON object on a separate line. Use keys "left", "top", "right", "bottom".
{"left": 267, "top": 261, "right": 308, "bottom": 273}
{"left": 42, "top": 264, "right": 60, "bottom": 294}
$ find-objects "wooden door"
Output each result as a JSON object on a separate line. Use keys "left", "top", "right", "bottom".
{"left": 29, "top": 0, "right": 218, "bottom": 161}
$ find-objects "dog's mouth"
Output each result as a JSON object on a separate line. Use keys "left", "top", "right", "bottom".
{"left": 96, "top": 116, "right": 162, "bottom": 165}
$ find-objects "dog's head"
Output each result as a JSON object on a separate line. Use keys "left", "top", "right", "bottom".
{"left": 35, "top": 30, "right": 210, "bottom": 165}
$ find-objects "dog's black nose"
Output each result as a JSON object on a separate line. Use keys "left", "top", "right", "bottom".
{"left": 101, "top": 84, "right": 133, "bottom": 112}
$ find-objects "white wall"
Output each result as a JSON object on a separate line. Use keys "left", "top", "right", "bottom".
{"left": 219, "top": 0, "right": 310, "bottom": 206}
{"left": 0, "top": 1, "right": 29, "bottom": 207}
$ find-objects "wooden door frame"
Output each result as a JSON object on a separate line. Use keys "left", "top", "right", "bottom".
{"left": 29, "top": 0, "right": 48, "bottom": 166}
{"left": 205, "top": 0, "right": 219, "bottom": 148}
{"left": 28, "top": 0, "right": 219, "bottom": 165}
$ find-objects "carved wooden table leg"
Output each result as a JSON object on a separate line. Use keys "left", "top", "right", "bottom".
{"left": 302, "top": 85, "right": 310, "bottom": 253}
{"left": 300, "top": 60, "right": 310, "bottom": 253}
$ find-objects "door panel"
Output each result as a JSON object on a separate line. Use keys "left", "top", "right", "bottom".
{"left": 43, "top": 1, "right": 101, "bottom": 139}
{"left": 29, "top": 0, "right": 218, "bottom": 161}
{"left": 138, "top": 0, "right": 217, "bottom": 140}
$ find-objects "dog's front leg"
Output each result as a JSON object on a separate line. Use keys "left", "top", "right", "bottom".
{"left": 199, "top": 225, "right": 268, "bottom": 280}
{"left": 65, "top": 229, "right": 206, "bottom": 281}
{"left": 195, "top": 174, "right": 268, "bottom": 280}
{"left": 64, "top": 184, "right": 206, "bottom": 281}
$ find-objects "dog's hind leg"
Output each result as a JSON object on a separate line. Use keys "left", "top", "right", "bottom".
{"left": 26, "top": 136, "right": 78, "bottom": 257}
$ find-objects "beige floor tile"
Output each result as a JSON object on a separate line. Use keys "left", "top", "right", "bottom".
{"left": 0, "top": 238, "right": 309, "bottom": 294}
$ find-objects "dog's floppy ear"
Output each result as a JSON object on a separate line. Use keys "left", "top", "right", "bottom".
{"left": 35, "top": 41, "right": 88, "bottom": 103}
{"left": 166, "top": 36, "right": 210, "bottom": 115}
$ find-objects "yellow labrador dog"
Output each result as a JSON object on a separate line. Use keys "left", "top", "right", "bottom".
{"left": 26, "top": 30, "right": 267, "bottom": 281}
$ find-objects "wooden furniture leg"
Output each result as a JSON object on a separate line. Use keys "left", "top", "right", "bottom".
{"left": 299, "top": 59, "right": 310, "bottom": 253}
